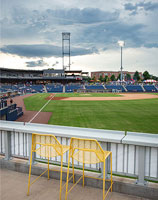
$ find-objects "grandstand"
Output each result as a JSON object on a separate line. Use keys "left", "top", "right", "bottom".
{"left": 143, "top": 85, "right": 157, "bottom": 92}
{"left": 65, "top": 83, "right": 84, "bottom": 92}
{"left": 85, "top": 84, "right": 104, "bottom": 90}
{"left": 105, "top": 85, "right": 126, "bottom": 92}
{"left": 0, "top": 67, "right": 158, "bottom": 95}
{"left": 46, "top": 84, "right": 63, "bottom": 93}
{"left": 0, "top": 98, "right": 23, "bottom": 121}
{"left": 125, "top": 85, "right": 144, "bottom": 92}
{"left": 0, "top": 68, "right": 85, "bottom": 83}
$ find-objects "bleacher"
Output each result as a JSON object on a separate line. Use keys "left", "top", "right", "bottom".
{"left": 0, "top": 85, "right": 12, "bottom": 92}
{"left": 65, "top": 84, "right": 83, "bottom": 93}
{"left": 0, "top": 100, "right": 23, "bottom": 121}
{"left": 143, "top": 85, "right": 158, "bottom": 92}
{"left": 46, "top": 84, "right": 63, "bottom": 93}
{"left": 105, "top": 85, "right": 125, "bottom": 92}
{"left": 125, "top": 85, "right": 144, "bottom": 92}
{"left": 85, "top": 85, "right": 104, "bottom": 90}
{"left": 1, "top": 83, "right": 158, "bottom": 95}
{"left": 30, "top": 85, "right": 44, "bottom": 93}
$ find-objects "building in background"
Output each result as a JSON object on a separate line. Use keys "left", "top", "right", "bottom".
{"left": 91, "top": 71, "right": 143, "bottom": 80}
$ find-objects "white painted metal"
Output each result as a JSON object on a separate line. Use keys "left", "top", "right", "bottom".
{"left": 0, "top": 120, "right": 158, "bottom": 182}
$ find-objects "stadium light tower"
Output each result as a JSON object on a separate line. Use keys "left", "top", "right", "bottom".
{"left": 62, "top": 32, "right": 71, "bottom": 71}
{"left": 118, "top": 40, "right": 125, "bottom": 83}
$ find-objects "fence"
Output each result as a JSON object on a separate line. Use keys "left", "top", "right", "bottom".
{"left": 0, "top": 120, "right": 158, "bottom": 186}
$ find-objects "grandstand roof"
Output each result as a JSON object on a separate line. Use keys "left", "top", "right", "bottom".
{"left": 43, "top": 69, "right": 64, "bottom": 73}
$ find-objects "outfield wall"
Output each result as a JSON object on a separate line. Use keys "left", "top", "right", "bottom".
{"left": 0, "top": 120, "right": 158, "bottom": 185}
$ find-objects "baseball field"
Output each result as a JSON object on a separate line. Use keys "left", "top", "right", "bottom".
{"left": 23, "top": 93, "right": 158, "bottom": 134}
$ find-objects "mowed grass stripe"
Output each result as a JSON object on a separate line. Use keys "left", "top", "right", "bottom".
{"left": 55, "top": 93, "right": 122, "bottom": 97}
{"left": 24, "top": 94, "right": 158, "bottom": 134}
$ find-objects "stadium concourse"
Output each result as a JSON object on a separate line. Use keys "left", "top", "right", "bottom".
{"left": 1, "top": 168, "right": 150, "bottom": 200}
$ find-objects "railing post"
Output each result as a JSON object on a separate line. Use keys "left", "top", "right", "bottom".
{"left": 136, "top": 146, "right": 147, "bottom": 186}
{"left": 100, "top": 142, "right": 109, "bottom": 179}
{"left": 4, "top": 131, "right": 12, "bottom": 160}
{"left": 28, "top": 134, "right": 36, "bottom": 165}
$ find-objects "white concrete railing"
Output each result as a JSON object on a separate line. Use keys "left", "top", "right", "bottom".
{"left": 0, "top": 120, "right": 158, "bottom": 185}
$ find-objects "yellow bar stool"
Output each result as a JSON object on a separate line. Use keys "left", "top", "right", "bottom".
{"left": 27, "top": 133, "right": 69, "bottom": 200}
{"left": 65, "top": 137, "right": 113, "bottom": 200}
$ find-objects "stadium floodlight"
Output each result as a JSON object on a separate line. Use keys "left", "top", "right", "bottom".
{"left": 118, "top": 40, "right": 125, "bottom": 47}
{"left": 118, "top": 40, "right": 125, "bottom": 83}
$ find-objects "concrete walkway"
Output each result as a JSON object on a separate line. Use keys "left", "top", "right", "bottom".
{"left": 0, "top": 169, "right": 149, "bottom": 200}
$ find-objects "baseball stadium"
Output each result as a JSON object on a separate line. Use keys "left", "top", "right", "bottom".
{"left": 1, "top": 65, "right": 158, "bottom": 200}
{"left": 1, "top": 2, "right": 158, "bottom": 199}
{"left": 0, "top": 65, "right": 158, "bottom": 133}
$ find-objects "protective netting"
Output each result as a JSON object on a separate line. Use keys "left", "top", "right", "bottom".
{"left": 70, "top": 138, "right": 109, "bottom": 164}
{"left": 32, "top": 133, "right": 69, "bottom": 158}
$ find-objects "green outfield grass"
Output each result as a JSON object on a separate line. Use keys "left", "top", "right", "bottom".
{"left": 55, "top": 93, "right": 122, "bottom": 97}
{"left": 24, "top": 93, "right": 158, "bottom": 134}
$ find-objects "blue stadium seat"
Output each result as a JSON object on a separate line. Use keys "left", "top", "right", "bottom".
{"left": 125, "top": 85, "right": 144, "bottom": 92}
{"left": 46, "top": 84, "right": 63, "bottom": 93}
{"left": 143, "top": 85, "right": 158, "bottom": 92}
{"left": 105, "top": 85, "right": 125, "bottom": 92}
{"left": 65, "top": 84, "right": 83, "bottom": 93}
{"left": 85, "top": 85, "right": 104, "bottom": 90}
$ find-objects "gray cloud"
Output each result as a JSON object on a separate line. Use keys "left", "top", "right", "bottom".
{"left": 0, "top": 3, "right": 158, "bottom": 59}
{"left": 26, "top": 59, "right": 48, "bottom": 67}
{"left": 144, "top": 43, "right": 158, "bottom": 48}
{"left": 124, "top": 2, "right": 158, "bottom": 13}
{"left": 1, "top": 44, "right": 97, "bottom": 58}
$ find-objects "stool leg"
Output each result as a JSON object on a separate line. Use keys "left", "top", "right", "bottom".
{"left": 111, "top": 152, "right": 112, "bottom": 192}
{"left": 72, "top": 157, "right": 75, "bottom": 184}
{"left": 48, "top": 157, "right": 49, "bottom": 180}
{"left": 59, "top": 155, "right": 63, "bottom": 200}
{"left": 27, "top": 147, "right": 33, "bottom": 196}
{"left": 83, "top": 151, "right": 84, "bottom": 187}
{"left": 83, "top": 162, "right": 85, "bottom": 187}
{"left": 103, "top": 160, "right": 105, "bottom": 200}
{"left": 65, "top": 152, "right": 70, "bottom": 200}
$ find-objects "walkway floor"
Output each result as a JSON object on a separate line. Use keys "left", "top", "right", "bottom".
{"left": 0, "top": 168, "right": 149, "bottom": 200}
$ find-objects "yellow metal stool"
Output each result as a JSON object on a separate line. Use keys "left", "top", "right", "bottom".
{"left": 27, "top": 133, "right": 69, "bottom": 200}
{"left": 65, "top": 137, "right": 113, "bottom": 200}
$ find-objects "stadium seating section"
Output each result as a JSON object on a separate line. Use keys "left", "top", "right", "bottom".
{"left": 85, "top": 85, "right": 104, "bottom": 90}
{"left": 125, "top": 85, "right": 144, "bottom": 92}
{"left": 46, "top": 84, "right": 63, "bottom": 93}
{"left": 65, "top": 84, "right": 84, "bottom": 92}
{"left": 1, "top": 83, "right": 158, "bottom": 95}
{"left": 143, "top": 85, "right": 158, "bottom": 92}
{"left": 105, "top": 85, "right": 126, "bottom": 92}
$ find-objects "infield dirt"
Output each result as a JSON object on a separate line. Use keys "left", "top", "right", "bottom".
{"left": 46, "top": 93, "right": 158, "bottom": 101}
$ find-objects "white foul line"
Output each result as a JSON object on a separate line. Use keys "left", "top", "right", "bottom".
{"left": 28, "top": 94, "right": 55, "bottom": 123}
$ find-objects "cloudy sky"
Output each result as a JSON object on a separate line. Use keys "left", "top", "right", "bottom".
{"left": 1, "top": 0, "right": 158, "bottom": 75}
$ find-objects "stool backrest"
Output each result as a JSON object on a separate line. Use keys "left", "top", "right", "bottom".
{"left": 70, "top": 137, "right": 105, "bottom": 164}
{"left": 32, "top": 133, "right": 62, "bottom": 158}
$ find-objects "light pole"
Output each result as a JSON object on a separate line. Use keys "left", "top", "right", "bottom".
{"left": 118, "top": 40, "right": 125, "bottom": 83}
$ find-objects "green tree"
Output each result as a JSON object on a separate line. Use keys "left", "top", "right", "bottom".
{"left": 104, "top": 75, "right": 109, "bottom": 83}
{"left": 152, "top": 75, "right": 158, "bottom": 81}
{"left": 117, "top": 74, "right": 121, "bottom": 80}
{"left": 133, "top": 71, "right": 140, "bottom": 81}
{"left": 110, "top": 74, "right": 116, "bottom": 81}
{"left": 143, "top": 71, "right": 150, "bottom": 80}
{"left": 99, "top": 75, "right": 104, "bottom": 82}
{"left": 86, "top": 76, "right": 91, "bottom": 82}
{"left": 126, "top": 73, "right": 131, "bottom": 80}
{"left": 92, "top": 76, "right": 96, "bottom": 81}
